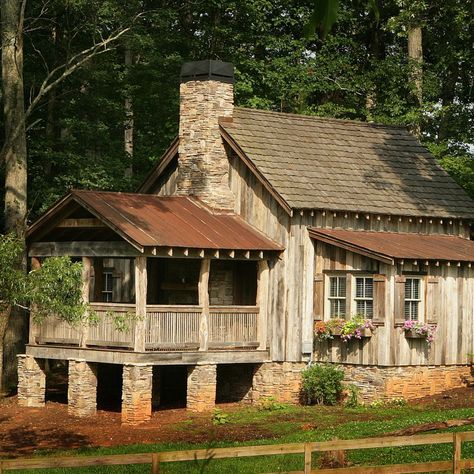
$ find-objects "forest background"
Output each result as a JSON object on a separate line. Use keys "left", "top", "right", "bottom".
{"left": 2, "top": 0, "right": 473, "bottom": 226}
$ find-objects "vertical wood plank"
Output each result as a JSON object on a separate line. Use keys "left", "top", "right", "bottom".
{"left": 80, "top": 257, "right": 92, "bottom": 347}
{"left": 257, "top": 260, "right": 269, "bottom": 350}
{"left": 304, "top": 443, "right": 312, "bottom": 474}
{"left": 199, "top": 258, "right": 211, "bottom": 351}
{"left": 29, "top": 257, "right": 42, "bottom": 344}
{"left": 134, "top": 256, "right": 147, "bottom": 352}
{"left": 151, "top": 453, "right": 160, "bottom": 473}
{"left": 453, "top": 432, "right": 462, "bottom": 474}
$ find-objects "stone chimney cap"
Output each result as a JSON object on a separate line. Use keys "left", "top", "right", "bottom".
{"left": 180, "top": 60, "right": 234, "bottom": 84}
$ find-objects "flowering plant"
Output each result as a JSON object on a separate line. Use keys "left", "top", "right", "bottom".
{"left": 315, "top": 316, "right": 375, "bottom": 342}
{"left": 402, "top": 320, "right": 436, "bottom": 344}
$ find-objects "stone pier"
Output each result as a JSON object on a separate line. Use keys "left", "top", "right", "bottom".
{"left": 17, "top": 355, "right": 46, "bottom": 407}
{"left": 187, "top": 363, "right": 217, "bottom": 412}
{"left": 68, "top": 359, "right": 97, "bottom": 417}
{"left": 122, "top": 363, "right": 152, "bottom": 425}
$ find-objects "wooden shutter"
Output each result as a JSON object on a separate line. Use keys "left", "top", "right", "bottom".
{"left": 394, "top": 275, "right": 406, "bottom": 324}
{"left": 373, "top": 274, "right": 386, "bottom": 322}
{"left": 313, "top": 273, "right": 324, "bottom": 321}
{"left": 426, "top": 276, "right": 440, "bottom": 324}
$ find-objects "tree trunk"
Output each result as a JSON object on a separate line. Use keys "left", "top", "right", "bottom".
{"left": 408, "top": 26, "right": 423, "bottom": 137}
{"left": 124, "top": 44, "right": 133, "bottom": 177}
{"left": 1, "top": 0, "right": 28, "bottom": 393}
{"left": 2, "top": 0, "right": 27, "bottom": 235}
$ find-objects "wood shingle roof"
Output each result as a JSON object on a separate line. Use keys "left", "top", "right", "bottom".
{"left": 220, "top": 108, "right": 474, "bottom": 219}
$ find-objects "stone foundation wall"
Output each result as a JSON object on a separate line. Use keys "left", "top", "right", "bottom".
{"left": 343, "top": 365, "right": 472, "bottom": 402}
{"left": 68, "top": 359, "right": 97, "bottom": 417}
{"left": 122, "top": 364, "right": 152, "bottom": 425}
{"left": 17, "top": 355, "right": 46, "bottom": 407}
{"left": 252, "top": 362, "right": 306, "bottom": 404}
{"left": 187, "top": 363, "right": 217, "bottom": 412}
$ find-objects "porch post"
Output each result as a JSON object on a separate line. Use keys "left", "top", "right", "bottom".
{"left": 198, "top": 258, "right": 211, "bottom": 351}
{"left": 257, "top": 260, "right": 269, "bottom": 350}
{"left": 28, "top": 257, "right": 41, "bottom": 344}
{"left": 80, "top": 257, "right": 92, "bottom": 347}
{"left": 134, "top": 256, "right": 147, "bottom": 352}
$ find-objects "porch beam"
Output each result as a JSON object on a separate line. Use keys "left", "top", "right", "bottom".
{"left": 28, "top": 241, "right": 141, "bottom": 257}
{"left": 134, "top": 256, "right": 147, "bottom": 352}
{"left": 198, "top": 258, "right": 211, "bottom": 351}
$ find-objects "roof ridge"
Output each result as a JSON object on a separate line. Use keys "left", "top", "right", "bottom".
{"left": 310, "top": 228, "right": 469, "bottom": 239}
{"left": 234, "top": 107, "right": 409, "bottom": 131}
{"left": 72, "top": 189, "right": 194, "bottom": 199}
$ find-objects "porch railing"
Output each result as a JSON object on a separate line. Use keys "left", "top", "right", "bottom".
{"left": 34, "top": 304, "right": 260, "bottom": 351}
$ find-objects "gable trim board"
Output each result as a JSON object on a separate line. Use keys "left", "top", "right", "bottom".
{"left": 308, "top": 228, "right": 474, "bottom": 264}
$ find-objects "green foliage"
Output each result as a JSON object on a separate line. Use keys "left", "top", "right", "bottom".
{"left": 257, "top": 396, "right": 289, "bottom": 411}
{"left": 301, "top": 364, "right": 344, "bottom": 405}
{"left": 0, "top": 234, "right": 28, "bottom": 310}
{"left": 344, "top": 384, "right": 360, "bottom": 408}
{"left": 0, "top": 234, "right": 89, "bottom": 326}
{"left": 212, "top": 409, "right": 230, "bottom": 425}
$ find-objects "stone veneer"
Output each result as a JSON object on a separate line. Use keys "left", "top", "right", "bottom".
{"left": 122, "top": 363, "right": 152, "bottom": 425}
{"left": 251, "top": 362, "right": 306, "bottom": 404}
{"left": 177, "top": 79, "right": 235, "bottom": 210}
{"left": 187, "top": 363, "right": 217, "bottom": 412}
{"left": 68, "top": 359, "right": 97, "bottom": 417}
{"left": 344, "top": 364, "right": 473, "bottom": 402}
{"left": 17, "top": 355, "right": 46, "bottom": 407}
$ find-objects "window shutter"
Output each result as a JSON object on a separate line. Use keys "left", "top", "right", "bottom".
{"left": 394, "top": 275, "right": 406, "bottom": 324}
{"left": 426, "top": 276, "right": 440, "bottom": 323}
{"left": 373, "top": 274, "right": 386, "bottom": 322}
{"left": 313, "top": 273, "right": 324, "bottom": 321}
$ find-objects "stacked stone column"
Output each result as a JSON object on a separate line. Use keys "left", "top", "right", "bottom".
{"left": 122, "top": 363, "right": 153, "bottom": 425}
{"left": 187, "top": 363, "right": 217, "bottom": 412}
{"left": 68, "top": 359, "right": 97, "bottom": 417}
{"left": 17, "top": 355, "right": 46, "bottom": 407}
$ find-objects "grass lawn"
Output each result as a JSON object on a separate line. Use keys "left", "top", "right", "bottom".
{"left": 5, "top": 403, "right": 474, "bottom": 473}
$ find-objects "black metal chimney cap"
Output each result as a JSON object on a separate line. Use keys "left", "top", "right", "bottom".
{"left": 180, "top": 60, "right": 234, "bottom": 84}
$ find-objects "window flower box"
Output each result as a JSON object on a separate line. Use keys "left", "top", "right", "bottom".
{"left": 402, "top": 320, "right": 436, "bottom": 344}
{"left": 315, "top": 316, "right": 375, "bottom": 343}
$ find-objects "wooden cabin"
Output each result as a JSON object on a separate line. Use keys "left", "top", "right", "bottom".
{"left": 19, "top": 60, "right": 474, "bottom": 423}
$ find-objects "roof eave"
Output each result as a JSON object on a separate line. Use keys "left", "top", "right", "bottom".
{"left": 308, "top": 227, "right": 395, "bottom": 265}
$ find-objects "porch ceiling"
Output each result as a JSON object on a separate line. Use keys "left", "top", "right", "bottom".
{"left": 28, "top": 190, "right": 283, "bottom": 253}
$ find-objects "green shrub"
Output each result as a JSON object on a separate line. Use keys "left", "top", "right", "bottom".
{"left": 211, "top": 409, "right": 230, "bottom": 425}
{"left": 301, "top": 364, "right": 344, "bottom": 405}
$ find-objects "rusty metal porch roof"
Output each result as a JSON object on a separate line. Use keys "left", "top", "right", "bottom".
{"left": 28, "top": 190, "right": 283, "bottom": 253}
{"left": 308, "top": 227, "right": 474, "bottom": 264}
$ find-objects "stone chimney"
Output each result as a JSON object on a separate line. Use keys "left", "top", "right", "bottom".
{"left": 177, "top": 60, "right": 235, "bottom": 211}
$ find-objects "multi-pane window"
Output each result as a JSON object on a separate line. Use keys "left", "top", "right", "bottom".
{"left": 102, "top": 270, "right": 114, "bottom": 302}
{"left": 355, "top": 277, "right": 373, "bottom": 318}
{"left": 404, "top": 278, "right": 421, "bottom": 320}
{"left": 328, "top": 276, "right": 346, "bottom": 317}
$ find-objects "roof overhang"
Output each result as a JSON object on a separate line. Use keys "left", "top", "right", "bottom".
{"left": 28, "top": 190, "right": 284, "bottom": 258}
{"left": 308, "top": 227, "right": 474, "bottom": 265}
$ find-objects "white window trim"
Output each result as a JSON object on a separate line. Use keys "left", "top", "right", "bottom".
{"left": 403, "top": 276, "right": 425, "bottom": 322}
{"left": 325, "top": 274, "right": 347, "bottom": 320}
{"left": 352, "top": 274, "right": 374, "bottom": 319}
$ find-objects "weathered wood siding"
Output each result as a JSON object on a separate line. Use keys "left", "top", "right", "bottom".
{"left": 313, "top": 242, "right": 474, "bottom": 366}
{"left": 151, "top": 151, "right": 473, "bottom": 365}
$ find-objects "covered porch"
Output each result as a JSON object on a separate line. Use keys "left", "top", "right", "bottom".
{"left": 26, "top": 190, "right": 283, "bottom": 356}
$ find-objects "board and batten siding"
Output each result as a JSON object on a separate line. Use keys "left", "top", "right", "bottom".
{"left": 150, "top": 151, "right": 473, "bottom": 365}
{"left": 313, "top": 242, "right": 474, "bottom": 366}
